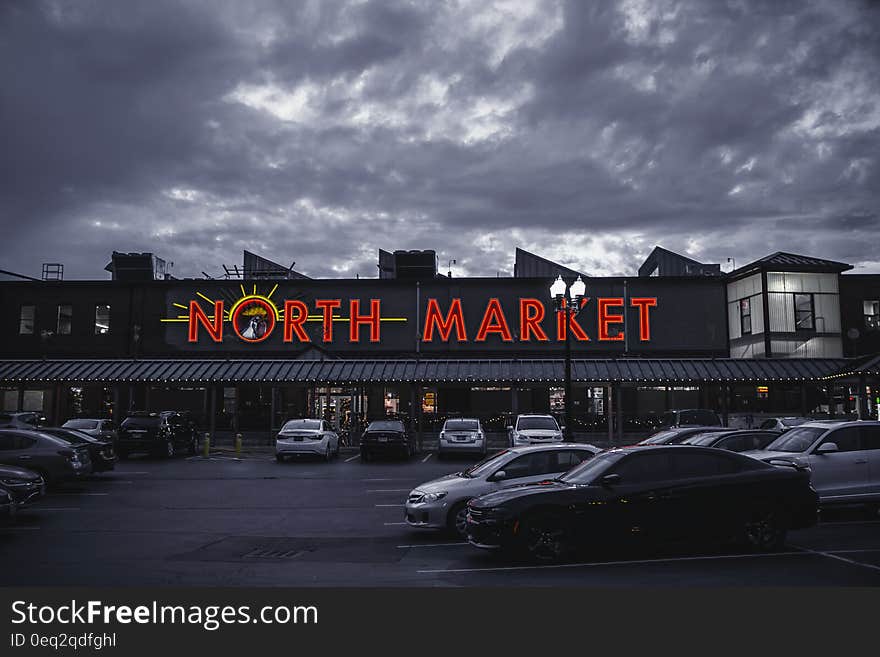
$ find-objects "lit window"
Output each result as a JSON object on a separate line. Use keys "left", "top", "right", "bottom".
{"left": 19, "top": 305, "right": 35, "bottom": 335}
{"left": 95, "top": 304, "right": 111, "bottom": 335}
{"left": 794, "top": 294, "right": 814, "bottom": 331}
{"left": 865, "top": 300, "right": 879, "bottom": 330}
{"left": 57, "top": 304, "right": 72, "bottom": 335}
{"left": 739, "top": 298, "right": 752, "bottom": 335}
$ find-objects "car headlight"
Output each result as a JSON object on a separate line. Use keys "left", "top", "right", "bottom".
{"left": 422, "top": 491, "right": 447, "bottom": 503}
{"left": 439, "top": 431, "right": 446, "bottom": 440}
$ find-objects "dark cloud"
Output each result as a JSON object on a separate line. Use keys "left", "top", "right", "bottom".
{"left": 0, "top": 0, "right": 878, "bottom": 280}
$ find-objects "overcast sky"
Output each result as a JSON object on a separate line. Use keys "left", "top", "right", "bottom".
{"left": 1, "top": 0, "right": 878, "bottom": 280}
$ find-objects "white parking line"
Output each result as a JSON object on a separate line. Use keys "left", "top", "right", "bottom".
{"left": 375, "top": 504, "right": 405, "bottom": 508}
{"left": 417, "top": 551, "right": 809, "bottom": 574}
{"left": 1, "top": 526, "right": 42, "bottom": 530}
{"left": 819, "top": 520, "right": 880, "bottom": 526}
{"left": 421, "top": 454, "right": 432, "bottom": 463}
{"left": 397, "top": 542, "right": 469, "bottom": 549}
{"left": 384, "top": 522, "right": 408, "bottom": 526}
{"left": 367, "top": 489, "right": 412, "bottom": 493}
{"left": 54, "top": 493, "right": 109, "bottom": 496}
{"left": 791, "top": 544, "right": 880, "bottom": 573}
{"left": 117, "top": 471, "right": 149, "bottom": 475}
{"left": 32, "top": 508, "right": 81, "bottom": 512}
{"left": 345, "top": 455, "right": 360, "bottom": 463}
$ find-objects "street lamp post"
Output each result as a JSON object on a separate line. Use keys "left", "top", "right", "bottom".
{"left": 550, "top": 275, "right": 586, "bottom": 442}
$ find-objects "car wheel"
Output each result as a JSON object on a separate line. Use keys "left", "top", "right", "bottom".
{"left": 117, "top": 450, "right": 128, "bottom": 460}
{"left": 324, "top": 445, "right": 332, "bottom": 462}
{"left": 361, "top": 450, "right": 370, "bottom": 463}
{"left": 519, "top": 511, "right": 575, "bottom": 562}
{"left": 447, "top": 501, "right": 470, "bottom": 539}
{"left": 275, "top": 454, "right": 285, "bottom": 463}
{"left": 743, "top": 508, "right": 787, "bottom": 552}
{"left": 165, "top": 439, "right": 175, "bottom": 459}
{"left": 189, "top": 436, "right": 198, "bottom": 456}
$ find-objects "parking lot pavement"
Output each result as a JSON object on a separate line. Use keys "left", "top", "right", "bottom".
{"left": 1, "top": 454, "right": 879, "bottom": 587}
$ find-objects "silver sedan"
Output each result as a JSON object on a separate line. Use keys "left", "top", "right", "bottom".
{"left": 405, "top": 443, "right": 601, "bottom": 538}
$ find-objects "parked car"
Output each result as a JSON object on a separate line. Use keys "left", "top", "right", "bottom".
{"left": 38, "top": 427, "right": 117, "bottom": 472}
{"left": 638, "top": 426, "right": 727, "bottom": 446}
{"left": 408, "top": 444, "right": 600, "bottom": 538}
{"left": 757, "top": 417, "right": 812, "bottom": 432}
{"left": 507, "top": 414, "right": 564, "bottom": 447}
{"left": 0, "top": 429, "right": 92, "bottom": 485}
{"left": 466, "top": 445, "right": 818, "bottom": 561}
{"left": 0, "top": 463, "right": 46, "bottom": 506}
{"left": 682, "top": 429, "right": 781, "bottom": 453}
{"left": 116, "top": 411, "right": 198, "bottom": 459}
{"left": 361, "top": 419, "right": 415, "bottom": 461}
{"left": 657, "top": 409, "right": 722, "bottom": 429}
{"left": 275, "top": 419, "right": 339, "bottom": 462}
{"left": 438, "top": 418, "right": 487, "bottom": 458}
{"left": 0, "top": 485, "right": 15, "bottom": 526}
{"left": 61, "top": 418, "right": 118, "bottom": 443}
{"left": 742, "top": 420, "right": 880, "bottom": 510}
{"left": 0, "top": 412, "right": 47, "bottom": 429}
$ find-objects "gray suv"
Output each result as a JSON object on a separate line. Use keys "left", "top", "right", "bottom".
{"left": 743, "top": 420, "right": 880, "bottom": 510}
{"left": 406, "top": 443, "right": 601, "bottom": 537}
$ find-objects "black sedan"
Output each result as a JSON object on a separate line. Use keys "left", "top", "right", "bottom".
{"left": 38, "top": 427, "right": 117, "bottom": 472}
{"left": 636, "top": 426, "right": 728, "bottom": 446}
{"left": 681, "top": 429, "right": 781, "bottom": 453}
{"left": 466, "top": 445, "right": 818, "bottom": 561}
{"left": 0, "top": 463, "right": 46, "bottom": 506}
{"left": 360, "top": 419, "right": 415, "bottom": 461}
{"left": 0, "top": 429, "right": 92, "bottom": 485}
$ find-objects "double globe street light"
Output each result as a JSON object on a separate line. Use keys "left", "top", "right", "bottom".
{"left": 550, "top": 274, "right": 586, "bottom": 442}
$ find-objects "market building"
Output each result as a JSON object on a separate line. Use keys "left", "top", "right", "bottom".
{"left": 1, "top": 246, "right": 878, "bottom": 445}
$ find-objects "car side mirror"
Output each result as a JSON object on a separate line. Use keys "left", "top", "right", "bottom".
{"left": 600, "top": 473, "right": 621, "bottom": 487}
{"left": 490, "top": 470, "right": 507, "bottom": 482}
{"left": 816, "top": 442, "right": 838, "bottom": 454}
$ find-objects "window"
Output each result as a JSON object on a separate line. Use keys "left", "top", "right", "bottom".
{"left": 57, "top": 304, "right": 72, "bottom": 335}
{"left": 865, "top": 300, "right": 880, "bottom": 330}
{"left": 19, "top": 305, "right": 35, "bottom": 335}
{"left": 819, "top": 427, "right": 861, "bottom": 453}
{"left": 861, "top": 426, "right": 880, "bottom": 451}
{"left": 671, "top": 452, "right": 740, "bottom": 476}
{"left": 95, "top": 304, "right": 111, "bottom": 335}
{"left": 499, "top": 454, "right": 534, "bottom": 479}
{"left": 612, "top": 453, "right": 674, "bottom": 483}
{"left": 794, "top": 293, "right": 814, "bottom": 331}
{"left": 740, "top": 298, "right": 752, "bottom": 335}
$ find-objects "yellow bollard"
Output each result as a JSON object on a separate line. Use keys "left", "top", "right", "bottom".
{"left": 235, "top": 432, "right": 242, "bottom": 455}
{"left": 203, "top": 432, "right": 210, "bottom": 458}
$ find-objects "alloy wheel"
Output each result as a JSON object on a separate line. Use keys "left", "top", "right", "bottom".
{"left": 744, "top": 510, "right": 785, "bottom": 551}
{"left": 524, "top": 515, "right": 571, "bottom": 562}
{"left": 166, "top": 440, "right": 175, "bottom": 458}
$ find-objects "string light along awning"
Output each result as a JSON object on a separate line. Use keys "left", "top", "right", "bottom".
{"left": 821, "top": 353, "right": 880, "bottom": 380}
{"left": 0, "top": 358, "right": 849, "bottom": 385}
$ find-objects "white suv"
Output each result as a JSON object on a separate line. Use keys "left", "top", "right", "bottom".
{"left": 742, "top": 420, "right": 880, "bottom": 509}
{"left": 507, "top": 414, "right": 564, "bottom": 447}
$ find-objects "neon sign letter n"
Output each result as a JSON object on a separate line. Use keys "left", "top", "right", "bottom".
{"left": 188, "top": 301, "right": 224, "bottom": 342}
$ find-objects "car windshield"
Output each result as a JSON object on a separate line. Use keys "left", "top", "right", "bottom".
{"left": 517, "top": 417, "right": 558, "bottom": 431}
{"left": 462, "top": 450, "right": 510, "bottom": 478}
{"left": 445, "top": 420, "right": 479, "bottom": 431}
{"left": 641, "top": 430, "right": 679, "bottom": 445}
{"left": 121, "top": 417, "right": 161, "bottom": 429}
{"left": 63, "top": 419, "right": 99, "bottom": 430}
{"left": 367, "top": 421, "right": 405, "bottom": 432}
{"left": 282, "top": 419, "right": 321, "bottom": 431}
{"left": 558, "top": 452, "right": 622, "bottom": 485}
{"left": 765, "top": 427, "right": 826, "bottom": 453}
{"left": 682, "top": 432, "right": 723, "bottom": 446}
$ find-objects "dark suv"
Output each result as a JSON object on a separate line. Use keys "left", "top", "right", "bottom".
{"left": 117, "top": 411, "right": 198, "bottom": 459}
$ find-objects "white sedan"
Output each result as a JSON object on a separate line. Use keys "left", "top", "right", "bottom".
{"left": 276, "top": 419, "right": 340, "bottom": 462}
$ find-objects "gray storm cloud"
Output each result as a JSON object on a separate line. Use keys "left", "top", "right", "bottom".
{"left": 1, "top": 0, "right": 878, "bottom": 279}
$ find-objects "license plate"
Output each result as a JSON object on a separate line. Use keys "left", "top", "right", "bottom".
{"left": 378, "top": 436, "right": 388, "bottom": 442}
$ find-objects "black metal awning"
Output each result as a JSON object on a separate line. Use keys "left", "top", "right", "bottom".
{"left": 0, "top": 358, "right": 850, "bottom": 385}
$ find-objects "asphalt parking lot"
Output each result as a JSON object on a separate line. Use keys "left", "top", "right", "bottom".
{"left": 2, "top": 452, "right": 879, "bottom": 587}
